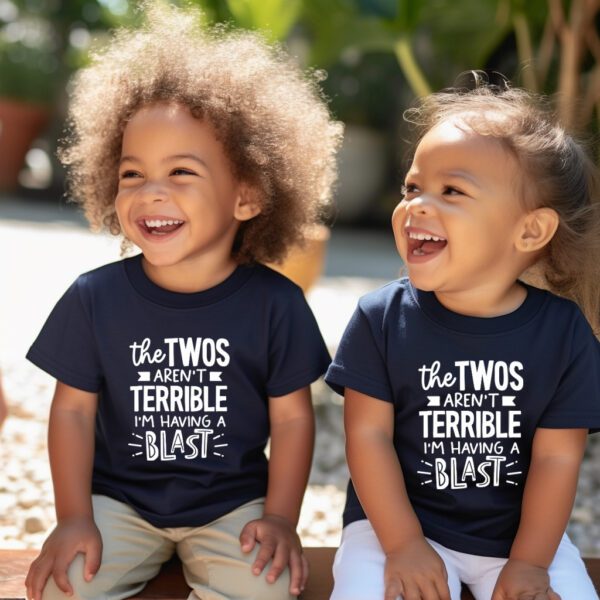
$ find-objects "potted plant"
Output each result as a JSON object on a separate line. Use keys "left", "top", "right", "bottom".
{"left": 0, "top": 1, "right": 125, "bottom": 192}
{"left": 0, "top": 21, "right": 57, "bottom": 190}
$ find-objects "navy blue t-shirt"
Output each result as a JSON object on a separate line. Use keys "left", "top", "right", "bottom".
{"left": 27, "top": 255, "right": 330, "bottom": 527}
{"left": 325, "top": 278, "right": 600, "bottom": 557}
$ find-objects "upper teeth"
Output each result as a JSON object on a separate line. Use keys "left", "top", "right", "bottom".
{"left": 408, "top": 232, "right": 445, "bottom": 241}
{"left": 144, "top": 219, "right": 184, "bottom": 227}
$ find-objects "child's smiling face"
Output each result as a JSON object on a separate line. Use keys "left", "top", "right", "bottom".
{"left": 393, "top": 118, "right": 531, "bottom": 306}
{"left": 115, "top": 103, "right": 259, "bottom": 287}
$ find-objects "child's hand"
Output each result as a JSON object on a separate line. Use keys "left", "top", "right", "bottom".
{"left": 491, "top": 558, "right": 561, "bottom": 600}
{"left": 384, "top": 537, "right": 450, "bottom": 600}
{"left": 239, "top": 513, "right": 308, "bottom": 596}
{"left": 25, "top": 516, "right": 102, "bottom": 600}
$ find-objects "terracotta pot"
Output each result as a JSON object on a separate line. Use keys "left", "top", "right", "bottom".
{"left": 268, "top": 224, "right": 330, "bottom": 293}
{"left": 0, "top": 99, "right": 50, "bottom": 191}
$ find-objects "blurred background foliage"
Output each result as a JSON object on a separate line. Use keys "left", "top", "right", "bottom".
{"left": 1, "top": 0, "right": 599, "bottom": 224}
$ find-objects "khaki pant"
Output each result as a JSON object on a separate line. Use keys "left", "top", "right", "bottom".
{"left": 43, "top": 495, "right": 294, "bottom": 600}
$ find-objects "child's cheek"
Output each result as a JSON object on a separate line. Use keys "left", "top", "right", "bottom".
{"left": 391, "top": 204, "right": 408, "bottom": 257}
{"left": 114, "top": 195, "right": 130, "bottom": 233}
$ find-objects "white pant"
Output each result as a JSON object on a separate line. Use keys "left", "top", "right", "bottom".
{"left": 330, "top": 520, "right": 599, "bottom": 600}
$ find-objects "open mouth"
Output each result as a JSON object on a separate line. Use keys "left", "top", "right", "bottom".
{"left": 140, "top": 218, "right": 185, "bottom": 236}
{"left": 407, "top": 230, "right": 447, "bottom": 257}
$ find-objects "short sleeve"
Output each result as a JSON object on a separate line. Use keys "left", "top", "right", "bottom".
{"left": 26, "top": 279, "right": 103, "bottom": 392}
{"left": 325, "top": 302, "right": 393, "bottom": 402}
{"left": 538, "top": 312, "right": 600, "bottom": 433}
{"left": 266, "top": 288, "right": 330, "bottom": 397}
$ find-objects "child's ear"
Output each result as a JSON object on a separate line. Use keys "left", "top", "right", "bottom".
{"left": 515, "top": 207, "right": 559, "bottom": 254}
{"left": 234, "top": 184, "right": 262, "bottom": 222}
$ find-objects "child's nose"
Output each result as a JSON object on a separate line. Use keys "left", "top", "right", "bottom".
{"left": 140, "top": 180, "right": 169, "bottom": 203}
{"left": 406, "top": 194, "right": 434, "bottom": 216}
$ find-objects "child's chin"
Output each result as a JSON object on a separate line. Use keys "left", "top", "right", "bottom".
{"left": 142, "top": 252, "right": 180, "bottom": 268}
{"left": 407, "top": 271, "right": 438, "bottom": 292}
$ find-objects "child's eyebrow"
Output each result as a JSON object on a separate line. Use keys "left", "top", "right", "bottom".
{"left": 119, "top": 153, "right": 209, "bottom": 170}
{"left": 440, "top": 169, "right": 481, "bottom": 188}
{"left": 166, "top": 154, "right": 210, "bottom": 169}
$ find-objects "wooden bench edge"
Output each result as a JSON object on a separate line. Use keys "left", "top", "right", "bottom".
{"left": 2, "top": 548, "right": 599, "bottom": 600}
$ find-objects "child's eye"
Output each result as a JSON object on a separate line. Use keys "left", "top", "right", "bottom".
{"left": 443, "top": 186, "right": 463, "bottom": 197}
{"left": 120, "top": 170, "right": 141, "bottom": 179}
{"left": 171, "top": 168, "right": 196, "bottom": 176}
{"left": 401, "top": 183, "right": 419, "bottom": 196}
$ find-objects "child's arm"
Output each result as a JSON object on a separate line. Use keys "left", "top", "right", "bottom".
{"left": 345, "top": 388, "right": 451, "bottom": 600}
{"left": 25, "top": 381, "right": 101, "bottom": 600}
{"left": 492, "top": 427, "right": 587, "bottom": 600}
{"left": 239, "top": 386, "right": 314, "bottom": 597}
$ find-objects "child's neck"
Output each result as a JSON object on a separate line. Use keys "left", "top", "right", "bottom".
{"left": 141, "top": 256, "right": 239, "bottom": 294}
{"left": 434, "top": 281, "right": 527, "bottom": 318}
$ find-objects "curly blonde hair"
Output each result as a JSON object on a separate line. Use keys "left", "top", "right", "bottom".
{"left": 404, "top": 83, "right": 600, "bottom": 333}
{"left": 59, "top": 1, "right": 343, "bottom": 264}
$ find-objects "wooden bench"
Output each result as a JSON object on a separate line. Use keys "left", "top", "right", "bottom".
{"left": 2, "top": 549, "right": 599, "bottom": 599}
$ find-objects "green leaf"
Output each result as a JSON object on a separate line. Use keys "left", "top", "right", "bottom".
{"left": 225, "top": 0, "right": 302, "bottom": 41}
{"left": 355, "top": 0, "right": 398, "bottom": 19}
{"left": 0, "top": 41, "right": 58, "bottom": 104}
{"left": 302, "top": 0, "right": 397, "bottom": 66}
{"left": 353, "top": 0, "right": 425, "bottom": 32}
{"left": 416, "top": 0, "right": 511, "bottom": 81}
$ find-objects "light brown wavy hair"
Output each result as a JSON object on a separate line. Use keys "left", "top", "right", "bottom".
{"left": 59, "top": 1, "right": 343, "bottom": 264}
{"left": 403, "top": 82, "right": 600, "bottom": 333}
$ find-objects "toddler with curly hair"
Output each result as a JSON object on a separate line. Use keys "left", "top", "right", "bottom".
{"left": 25, "top": 4, "right": 342, "bottom": 600}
